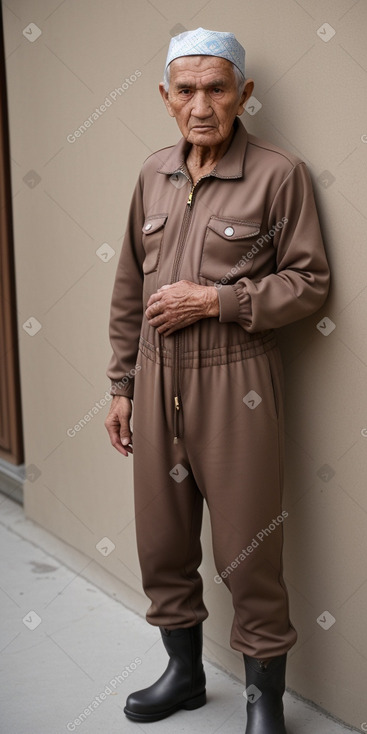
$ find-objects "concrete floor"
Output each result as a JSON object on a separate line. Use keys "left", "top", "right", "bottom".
{"left": 0, "top": 495, "right": 356, "bottom": 734}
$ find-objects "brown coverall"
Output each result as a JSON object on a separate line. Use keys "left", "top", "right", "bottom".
{"left": 106, "top": 118, "right": 330, "bottom": 658}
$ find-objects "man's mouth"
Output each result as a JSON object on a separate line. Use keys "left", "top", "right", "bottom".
{"left": 191, "top": 125, "right": 216, "bottom": 131}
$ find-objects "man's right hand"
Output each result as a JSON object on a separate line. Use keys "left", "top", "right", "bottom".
{"left": 104, "top": 395, "right": 133, "bottom": 457}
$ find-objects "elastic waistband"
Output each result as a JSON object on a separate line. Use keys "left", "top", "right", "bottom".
{"left": 139, "top": 330, "right": 277, "bottom": 368}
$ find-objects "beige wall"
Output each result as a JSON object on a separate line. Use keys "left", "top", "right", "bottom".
{"left": 3, "top": 0, "right": 367, "bottom": 728}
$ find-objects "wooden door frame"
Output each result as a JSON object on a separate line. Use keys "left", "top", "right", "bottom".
{"left": 0, "top": 5, "right": 24, "bottom": 471}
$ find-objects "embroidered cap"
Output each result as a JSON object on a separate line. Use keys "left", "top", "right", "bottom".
{"left": 164, "top": 27, "right": 245, "bottom": 78}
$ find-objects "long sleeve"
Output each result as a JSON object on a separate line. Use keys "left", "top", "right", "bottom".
{"left": 217, "top": 162, "right": 330, "bottom": 332}
{"left": 106, "top": 174, "right": 145, "bottom": 398}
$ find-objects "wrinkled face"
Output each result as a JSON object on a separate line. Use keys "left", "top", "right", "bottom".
{"left": 159, "top": 55, "right": 253, "bottom": 148}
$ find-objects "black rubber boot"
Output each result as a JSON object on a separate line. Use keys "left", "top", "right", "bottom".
{"left": 243, "top": 653, "right": 287, "bottom": 734}
{"left": 124, "top": 623, "right": 206, "bottom": 722}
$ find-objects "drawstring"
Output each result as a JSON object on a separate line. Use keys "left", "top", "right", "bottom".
{"left": 173, "top": 395, "right": 180, "bottom": 444}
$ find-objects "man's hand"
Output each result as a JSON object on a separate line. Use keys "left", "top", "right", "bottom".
{"left": 104, "top": 396, "right": 133, "bottom": 456}
{"left": 145, "top": 280, "right": 219, "bottom": 336}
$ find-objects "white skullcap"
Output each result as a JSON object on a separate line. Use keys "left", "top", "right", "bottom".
{"left": 164, "top": 27, "right": 245, "bottom": 78}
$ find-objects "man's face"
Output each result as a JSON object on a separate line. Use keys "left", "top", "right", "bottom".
{"left": 159, "top": 55, "right": 254, "bottom": 148}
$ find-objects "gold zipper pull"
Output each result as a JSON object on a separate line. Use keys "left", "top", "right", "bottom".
{"left": 174, "top": 396, "right": 180, "bottom": 411}
{"left": 187, "top": 187, "right": 194, "bottom": 206}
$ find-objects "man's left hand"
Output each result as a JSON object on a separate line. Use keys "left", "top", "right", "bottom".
{"left": 146, "top": 280, "right": 219, "bottom": 336}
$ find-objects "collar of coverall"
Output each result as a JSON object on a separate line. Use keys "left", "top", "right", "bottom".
{"left": 156, "top": 116, "right": 249, "bottom": 179}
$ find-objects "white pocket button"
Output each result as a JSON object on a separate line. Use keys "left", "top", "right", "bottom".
{"left": 224, "top": 226, "right": 234, "bottom": 237}
{"left": 145, "top": 223, "right": 153, "bottom": 231}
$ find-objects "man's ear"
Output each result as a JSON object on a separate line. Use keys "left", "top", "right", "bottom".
{"left": 237, "top": 78, "right": 254, "bottom": 116}
{"left": 159, "top": 82, "right": 175, "bottom": 118}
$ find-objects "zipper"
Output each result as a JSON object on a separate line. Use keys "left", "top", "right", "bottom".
{"left": 171, "top": 173, "right": 210, "bottom": 443}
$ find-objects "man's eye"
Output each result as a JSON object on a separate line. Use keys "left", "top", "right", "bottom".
{"left": 212, "top": 88, "right": 222, "bottom": 94}
{"left": 179, "top": 89, "right": 191, "bottom": 95}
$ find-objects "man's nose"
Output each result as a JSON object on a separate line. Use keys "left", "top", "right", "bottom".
{"left": 191, "top": 91, "right": 213, "bottom": 118}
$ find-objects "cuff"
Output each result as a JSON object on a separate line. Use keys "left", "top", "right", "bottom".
{"left": 110, "top": 380, "right": 134, "bottom": 399}
{"left": 217, "top": 285, "right": 241, "bottom": 322}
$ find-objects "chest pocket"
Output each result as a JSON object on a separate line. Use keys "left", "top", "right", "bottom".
{"left": 200, "top": 216, "right": 261, "bottom": 284}
{"left": 141, "top": 214, "right": 168, "bottom": 274}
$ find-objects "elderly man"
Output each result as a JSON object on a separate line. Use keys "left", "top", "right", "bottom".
{"left": 104, "top": 27, "right": 330, "bottom": 733}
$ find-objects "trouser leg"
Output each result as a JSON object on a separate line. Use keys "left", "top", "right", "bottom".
{"left": 132, "top": 351, "right": 208, "bottom": 628}
{"left": 182, "top": 346, "right": 297, "bottom": 658}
